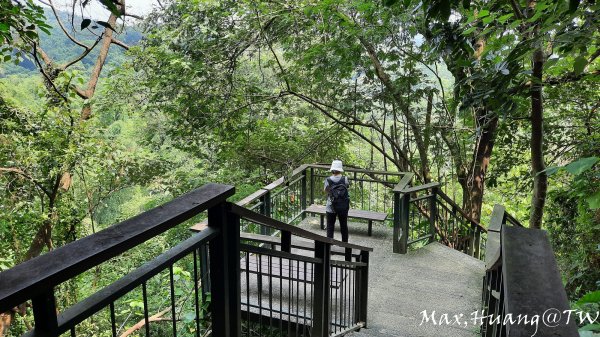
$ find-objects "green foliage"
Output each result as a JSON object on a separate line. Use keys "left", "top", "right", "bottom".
{"left": 0, "top": 0, "right": 50, "bottom": 63}
{"left": 0, "top": 0, "right": 599, "bottom": 334}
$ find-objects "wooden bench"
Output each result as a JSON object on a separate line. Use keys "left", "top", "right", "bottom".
{"left": 304, "top": 204, "right": 387, "bottom": 236}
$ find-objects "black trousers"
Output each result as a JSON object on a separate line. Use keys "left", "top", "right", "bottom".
{"left": 326, "top": 211, "right": 349, "bottom": 242}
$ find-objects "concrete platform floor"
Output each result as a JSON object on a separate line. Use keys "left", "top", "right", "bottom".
{"left": 298, "top": 216, "right": 484, "bottom": 337}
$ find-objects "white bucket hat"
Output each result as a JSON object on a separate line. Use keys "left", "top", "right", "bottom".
{"left": 330, "top": 160, "right": 344, "bottom": 172}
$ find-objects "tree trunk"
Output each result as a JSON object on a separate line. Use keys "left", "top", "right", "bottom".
{"left": 529, "top": 47, "right": 547, "bottom": 229}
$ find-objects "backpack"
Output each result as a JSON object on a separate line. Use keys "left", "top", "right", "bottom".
{"left": 328, "top": 177, "right": 350, "bottom": 213}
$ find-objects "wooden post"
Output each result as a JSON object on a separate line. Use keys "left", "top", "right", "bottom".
{"left": 393, "top": 192, "right": 401, "bottom": 253}
{"left": 301, "top": 168, "right": 307, "bottom": 219}
{"left": 429, "top": 186, "right": 437, "bottom": 243}
{"left": 260, "top": 191, "right": 271, "bottom": 235}
{"left": 395, "top": 192, "right": 410, "bottom": 254}
{"left": 312, "top": 241, "right": 331, "bottom": 337}
{"left": 208, "top": 202, "right": 241, "bottom": 337}
{"left": 355, "top": 250, "right": 369, "bottom": 327}
{"left": 281, "top": 230, "right": 291, "bottom": 253}
{"left": 473, "top": 227, "right": 481, "bottom": 259}
{"left": 31, "top": 289, "right": 59, "bottom": 336}
{"left": 310, "top": 167, "right": 315, "bottom": 206}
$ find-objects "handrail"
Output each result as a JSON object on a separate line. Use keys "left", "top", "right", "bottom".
{"left": 501, "top": 226, "right": 577, "bottom": 336}
{"left": 397, "top": 181, "right": 440, "bottom": 194}
{"left": 308, "top": 163, "right": 408, "bottom": 176}
{"left": 398, "top": 180, "right": 487, "bottom": 233}
{"left": 236, "top": 188, "right": 269, "bottom": 207}
{"left": 253, "top": 163, "right": 408, "bottom": 201}
{"left": 44, "top": 229, "right": 219, "bottom": 336}
{"left": 393, "top": 173, "right": 414, "bottom": 192}
{"left": 485, "top": 205, "right": 504, "bottom": 270}
{"left": 436, "top": 190, "right": 487, "bottom": 233}
{"left": 482, "top": 205, "right": 578, "bottom": 336}
{"left": 262, "top": 164, "right": 310, "bottom": 191}
{"left": 504, "top": 211, "right": 524, "bottom": 227}
{"left": 240, "top": 243, "right": 322, "bottom": 264}
{"left": 231, "top": 203, "right": 373, "bottom": 252}
{"left": 0, "top": 183, "right": 235, "bottom": 313}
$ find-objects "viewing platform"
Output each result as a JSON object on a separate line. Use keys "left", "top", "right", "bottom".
{"left": 299, "top": 217, "right": 484, "bottom": 337}
{"left": 0, "top": 164, "right": 578, "bottom": 337}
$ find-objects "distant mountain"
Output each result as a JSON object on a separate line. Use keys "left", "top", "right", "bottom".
{"left": 0, "top": 9, "right": 142, "bottom": 76}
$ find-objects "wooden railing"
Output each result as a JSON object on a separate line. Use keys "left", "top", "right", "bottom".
{"left": 0, "top": 182, "right": 372, "bottom": 337}
{"left": 236, "top": 164, "right": 408, "bottom": 231}
{"left": 0, "top": 183, "right": 238, "bottom": 337}
{"left": 392, "top": 178, "right": 487, "bottom": 258}
{"left": 481, "top": 205, "right": 578, "bottom": 337}
{"left": 237, "top": 164, "right": 489, "bottom": 259}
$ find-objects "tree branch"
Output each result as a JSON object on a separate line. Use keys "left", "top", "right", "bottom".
{"left": 31, "top": 43, "right": 69, "bottom": 102}
{"left": 111, "top": 38, "right": 130, "bottom": 50}
{"left": 62, "top": 35, "right": 103, "bottom": 70}
{"left": 47, "top": 0, "right": 89, "bottom": 49}
{"left": 0, "top": 167, "right": 52, "bottom": 198}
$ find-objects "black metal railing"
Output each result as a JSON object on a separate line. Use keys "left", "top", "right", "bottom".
{"left": 0, "top": 183, "right": 239, "bottom": 337}
{"left": 392, "top": 179, "right": 487, "bottom": 258}
{"left": 308, "top": 164, "right": 404, "bottom": 223}
{"left": 231, "top": 204, "right": 371, "bottom": 337}
{"left": 236, "top": 164, "right": 407, "bottom": 230}
{"left": 0, "top": 182, "right": 372, "bottom": 337}
{"left": 481, "top": 205, "right": 578, "bottom": 337}
{"left": 238, "top": 164, "right": 490, "bottom": 260}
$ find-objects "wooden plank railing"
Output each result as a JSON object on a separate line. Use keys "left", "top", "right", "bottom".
{"left": 0, "top": 180, "right": 373, "bottom": 337}
{"left": 0, "top": 183, "right": 237, "bottom": 337}
{"left": 481, "top": 205, "right": 578, "bottom": 337}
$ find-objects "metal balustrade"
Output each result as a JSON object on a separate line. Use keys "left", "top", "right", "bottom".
{"left": 0, "top": 184, "right": 238, "bottom": 337}
{"left": 0, "top": 181, "right": 371, "bottom": 337}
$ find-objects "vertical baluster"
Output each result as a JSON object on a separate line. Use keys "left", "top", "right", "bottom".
{"left": 269, "top": 255, "right": 273, "bottom": 330}
{"left": 245, "top": 251, "right": 250, "bottom": 337}
{"left": 348, "top": 268, "right": 357, "bottom": 325}
{"left": 193, "top": 250, "right": 200, "bottom": 337}
{"left": 200, "top": 243, "right": 210, "bottom": 307}
{"left": 169, "top": 265, "right": 177, "bottom": 336}
{"left": 110, "top": 302, "right": 117, "bottom": 337}
{"left": 296, "top": 258, "right": 300, "bottom": 336}
{"left": 258, "top": 253, "right": 263, "bottom": 337}
{"left": 31, "top": 289, "right": 58, "bottom": 336}
{"left": 288, "top": 258, "right": 292, "bottom": 337}
{"left": 303, "top": 261, "right": 308, "bottom": 337}
{"left": 279, "top": 256, "right": 283, "bottom": 336}
{"left": 142, "top": 282, "right": 150, "bottom": 337}
{"left": 340, "top": 265, "right": 345, "bottom": 330}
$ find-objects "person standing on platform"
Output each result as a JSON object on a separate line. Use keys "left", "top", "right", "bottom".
{"left": 323, "top": 160, "right": 350, "bottom": 242}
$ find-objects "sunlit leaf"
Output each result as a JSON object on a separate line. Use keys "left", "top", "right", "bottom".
{"left": 573, "top": 55, "right": 587, "bottom": 75}
{"left": 564, "top": 157, "right": 598, "bottom": 175}
{"left": 587, "top": 192, "right": 600, "bottom": 210}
